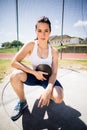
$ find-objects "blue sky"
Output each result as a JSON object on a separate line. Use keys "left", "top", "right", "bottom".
{"left": 0, "top": 0, "right": 87, "bottom": 44}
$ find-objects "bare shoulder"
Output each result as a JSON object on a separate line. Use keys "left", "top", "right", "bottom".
{"left": 25, "top": 41, "right": 35, "bottom": 48}
{"left": 23, "top": 41, "right": 35, "bottom": 54}
{"left": 51, "top": 46, "right": 58, "bottom": 58}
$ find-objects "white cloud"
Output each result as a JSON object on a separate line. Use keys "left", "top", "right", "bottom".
{"left": 54, "top": 25, "right": 59, "bottom": 29}
{"left": 55, "top": 20, "right": 59, "bottom": 24}
{"left": 74, "top": 20, "right": 87, "bottom": 27}
{"left": 0, "top": 29, "right": 15, "bottom": 36}
{"left": 0, "top": 30, "right": 4, "bottom": 34}
{"left": 54, "top": 20, "right": 60, "bottom": 30}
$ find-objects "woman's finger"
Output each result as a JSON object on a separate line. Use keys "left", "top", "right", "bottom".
{"left": 38, "top": 98, "right": 43, "bottom": 107}
{"left": 42, "top": 72, "right": 48, "bottom": 75}
{"left": 47, "top": 100, "right": 50, "bottom": 106}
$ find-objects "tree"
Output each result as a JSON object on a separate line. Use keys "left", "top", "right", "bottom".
{"left": 11, "top": 40, "right": 24, "bottom": 48}
{"left": 1, "top": 40, "right": 24, "bottom": 48}
{"left": 1, "top": 42, "right": 11, "bottom": 48}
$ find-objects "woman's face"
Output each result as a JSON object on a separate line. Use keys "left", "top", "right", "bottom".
{"left": 35, "top": 22, "right": 51, "bottom": 43}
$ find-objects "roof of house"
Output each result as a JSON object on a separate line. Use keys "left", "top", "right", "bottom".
{"left": 49, "top": 35, "right": 84, "bottom": 41}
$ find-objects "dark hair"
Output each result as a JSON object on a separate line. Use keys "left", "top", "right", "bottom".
{"left": 35, "top": 16, "right": 51, "bottom": 32}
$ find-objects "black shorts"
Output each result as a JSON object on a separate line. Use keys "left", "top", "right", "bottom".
{"left": 24, "top": 73, "right": 63, "bottom": 89}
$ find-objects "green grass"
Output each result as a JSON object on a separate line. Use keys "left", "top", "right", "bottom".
{"left": 0, "top": 59, "right": 12, "bottom": 80}
{"left": 0, "top": 47, "right": 87, "bottom": 81}
{"left": 53, "top": 43, "right": 87, "bottom": 50}
{"left": 1, "top": 44, "right": 87, "bottom": 54}
{"left": 0, "top": 59, "right": 31, "bottom": 81}
{"left": 0, "top": 59, "right": 87, "bottom": 81}
{"left": 59, "top": 59, "right": 87, "bottom": 70}
{"left": 0, "top": 48, "right": 17, "bottom": 54}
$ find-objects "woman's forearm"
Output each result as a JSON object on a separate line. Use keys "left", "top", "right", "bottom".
{"left": 11, "top": 61, "right": 35, "bottom": 75}
{"left": 47, "top": 73, "right": 57, "bottom": 91}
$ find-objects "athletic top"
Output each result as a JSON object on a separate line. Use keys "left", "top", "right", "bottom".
{"left": 30, "top": 40, "right": 52, "bottom": 67}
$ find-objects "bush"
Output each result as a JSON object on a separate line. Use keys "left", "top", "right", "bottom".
{"left": 1, "top": 40, "right": 24, "bottom": 48}
{"left": 2, "top": 42, "right": 11, "bottom": 48}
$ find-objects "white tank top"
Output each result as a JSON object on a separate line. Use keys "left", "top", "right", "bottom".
{"left": 30, "top": 40, "right": 52, "bottom": 67}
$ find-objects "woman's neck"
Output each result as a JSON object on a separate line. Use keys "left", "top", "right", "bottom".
{"left": 37, "top": 41, "right": 48, "bottom": 49}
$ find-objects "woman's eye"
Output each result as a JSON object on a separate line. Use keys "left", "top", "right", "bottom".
{"left": 45, "top": 30, "right": 49, "bottom": 32}
{"left": 37, "top": 29, "right": 49, "bottom": 33}
{"left": 38, "top": 30, "right": 41, "bottom": 32}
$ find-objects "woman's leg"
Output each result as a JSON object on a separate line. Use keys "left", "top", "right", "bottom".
{"left": 10, "top": 70, "right": 28, "bottom": 121}
{"left": 51, "top": 86, "right": 64, "bottom": 104}
{"left": 10, "top": 70, "right": 27, "bottom": 102}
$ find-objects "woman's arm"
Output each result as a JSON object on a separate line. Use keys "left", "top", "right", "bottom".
{"left": 38, "top": 47, "right": 59, "bottom": 107}
{"left": 47, "top": 47, "right": 58, "bottom": 91}
{"left": 11, "top": 42, "right": 48, "bottom": 79}
{"left": 11, "top": 42, "right": 36, "bottom": 75}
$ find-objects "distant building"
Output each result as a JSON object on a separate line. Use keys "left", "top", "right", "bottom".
{"left": 70, "top": 37, "right": 84, "bottom": 44}
{"left": 49, "top": 35, "right": 84, "bottom": 46}
{"left": 83, "top": 38, "right": 87, "bottom": 43}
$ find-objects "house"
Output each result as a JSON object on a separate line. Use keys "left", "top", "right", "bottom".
{"left": 49, "top": 35, "right": 84, "bottom": 46}
{"left": 70, "top": 37, "right": 84, "bottom": 44}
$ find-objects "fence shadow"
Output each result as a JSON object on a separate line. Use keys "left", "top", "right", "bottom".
{"left": 22, "top": 100, "right": 87, "bottom": 130}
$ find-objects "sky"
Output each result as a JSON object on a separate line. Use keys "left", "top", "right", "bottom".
{"left": 0, "top": 0, "right": 87, "bottom": 45}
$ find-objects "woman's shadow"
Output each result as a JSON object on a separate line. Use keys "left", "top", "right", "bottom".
{"left": 22, "top": 99, "right": 87, "bottom": 130}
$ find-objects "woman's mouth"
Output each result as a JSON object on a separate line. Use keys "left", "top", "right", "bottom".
{"left": 41, "top": 38, "right": 45, "bottom": 40}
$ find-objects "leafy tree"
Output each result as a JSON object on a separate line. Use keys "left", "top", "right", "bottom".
{"left": 1, "top": 42, "right": 11, "bottom": 48}
{"left": 11, "top": 40, "right": 24, "bottom": 48}
{"left": 1, "top": 40, "right": 24, "bottom": 48}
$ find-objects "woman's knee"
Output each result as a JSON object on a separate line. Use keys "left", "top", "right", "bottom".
{"left": 53, "top": 87, "right": 64, "bottom": 104}
{"left": 10, "top": 70, "right": 27, "bottom": 82}
{"left": 10, "top": 71, "right": 17, "bottom": 82}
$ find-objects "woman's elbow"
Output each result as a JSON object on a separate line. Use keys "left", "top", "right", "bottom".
{"left": 11, "top": 59, "right": 16, "bottom": 68}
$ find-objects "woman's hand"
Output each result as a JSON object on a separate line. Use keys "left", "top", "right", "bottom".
{"left": 34, "top": 71, "right": 48, "bottom": 81}
{"left": 38, "top": 88, "right": 52, "bottom": 108}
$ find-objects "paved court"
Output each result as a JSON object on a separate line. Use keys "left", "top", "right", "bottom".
{"left": 0, "top": 68, "right": 87, "bottom": 130}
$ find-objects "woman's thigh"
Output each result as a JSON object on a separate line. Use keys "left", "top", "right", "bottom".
{"left": 24, "top": 73, "right": 40, "bottom": 86}
{"left": 11, "top": 69, "right": 27, "bottom": 82}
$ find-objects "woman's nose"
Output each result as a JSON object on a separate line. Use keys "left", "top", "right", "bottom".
{"left": 42, "top": 32, "right": 45, "bottom": 36}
